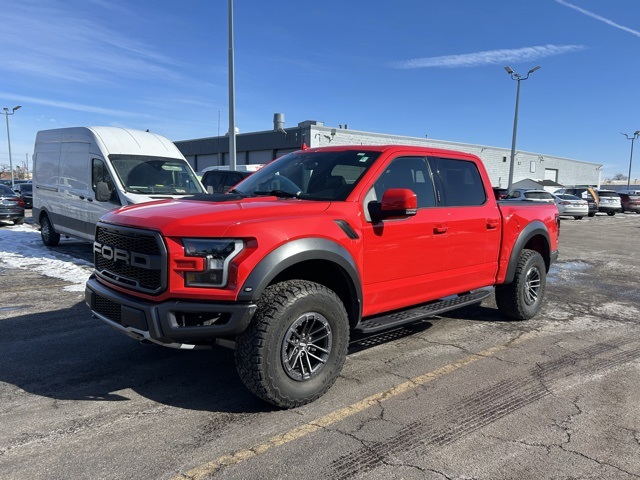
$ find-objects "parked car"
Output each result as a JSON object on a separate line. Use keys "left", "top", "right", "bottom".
{"left": 554, "top": 187, "right": 598, "bottom": 217}
{"left": 200, "top": 165, "right": 263, "bottom": 194}
{"left": 12, "top": 183, "right": 32, "bottom": 209}
{"left": 506, "top": 189, "right": 556, "bottom": 203}
{"left": 552, "top": 194, "right": 588, "bottom": 219}
{"left": 619, "top": 192, "right": 640, "bottom": 213}
{"left": 492, "top": 187, "right": 509, "bottom": 200}
{"left": 596, "top": 190, "right": 622, "bottom": 216}
{"left": 0, "top": 184, "right": 25, "bottom": 225}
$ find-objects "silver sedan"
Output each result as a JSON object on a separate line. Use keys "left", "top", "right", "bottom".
{"left": 553, "top": 193, "right": 589, "bottom": 219}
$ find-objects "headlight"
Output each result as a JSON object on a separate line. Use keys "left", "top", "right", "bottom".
{"left": 182, "top": 239, "right": 243, "bottom": 287}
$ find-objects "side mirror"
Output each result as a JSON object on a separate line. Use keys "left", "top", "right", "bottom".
{"left": 369, "top": 188, "right": 417, "bottom": 220}
{"left": 95, "top": 181, "right": 112, "bottom": 202}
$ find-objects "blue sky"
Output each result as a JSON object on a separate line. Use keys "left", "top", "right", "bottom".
{"left": 1, "top": 0, "right": 639, "bottom": 180}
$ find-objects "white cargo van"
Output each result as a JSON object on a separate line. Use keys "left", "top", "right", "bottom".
{"left": 32, "top": 126, "right": 205, "bottom": 246}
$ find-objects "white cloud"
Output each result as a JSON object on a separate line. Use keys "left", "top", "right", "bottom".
{"left": 0, "top": 92, "right": 148, "bottom": 118}
{"left": 555, "top": 0, "right": 640, "bottom": 38}
{"left": 391, "top": 44, "right": 586, "bottom": 69}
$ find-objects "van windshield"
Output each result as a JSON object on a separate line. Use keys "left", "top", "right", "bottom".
{"left": 110, "top": 155, "right": 204, "bottom": 195}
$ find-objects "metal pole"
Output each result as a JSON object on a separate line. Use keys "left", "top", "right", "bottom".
{"left": 504, "top": 66, "right": 540, "bottom": 192}
{"left": 4, "top": 110, "right": 15, "bottom": 187}
{"left": 629, "top": 137, "right": 635, "bottom": 190}
{"left": 622, "top": 131, "right": 639, "bottom": 190}
{"left": 507, "top": 78, "right": 521, "bottom": 192}
{"left": 228, "top": 0, "right": 237, "bottom": 169}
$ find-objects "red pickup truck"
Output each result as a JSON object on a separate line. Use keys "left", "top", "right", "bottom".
{"left": 86, "top": 145, "right": 559, "bottom": 407}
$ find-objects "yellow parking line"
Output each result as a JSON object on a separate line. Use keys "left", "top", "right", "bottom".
{"left": 174, "top": 332, "right": 535, "bottom": 480}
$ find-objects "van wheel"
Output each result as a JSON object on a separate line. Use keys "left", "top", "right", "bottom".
{"left": 235, "top": 280, "right": 349, "bottom": 408}
{"left": 40, "top": 214, "right": 61, "bottom": 247}
{"left": 495, "top": 249, "right": 546, "bottom": 321}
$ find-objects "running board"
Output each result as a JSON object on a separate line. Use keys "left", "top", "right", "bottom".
{"left": 356, "top": 290, "right": 493, "bottom": 334}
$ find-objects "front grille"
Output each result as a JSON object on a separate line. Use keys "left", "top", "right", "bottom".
{"left": 94, "top": 293, "right": 122, "bottom": 324}
{"left": 94, "top": 223, "right": 167, "bottom": 295}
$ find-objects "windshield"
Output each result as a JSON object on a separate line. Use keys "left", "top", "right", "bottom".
{"left": 110, "top": 154, "right": 204, "bottom": 195}
{"left": 233, "top": 149, "right": 381, "bottom": 200}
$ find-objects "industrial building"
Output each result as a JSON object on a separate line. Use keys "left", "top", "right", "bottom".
{"left": 175, "top": 114, "right": 602, "bottom": 189}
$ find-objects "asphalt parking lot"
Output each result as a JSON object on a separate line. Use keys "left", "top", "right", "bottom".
{"left": 1, "top": 212, "right": 640, "bottom": 479}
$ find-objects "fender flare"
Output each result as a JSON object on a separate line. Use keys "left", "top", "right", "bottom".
{"left": 237, "top": 237, "right": 362, "bottom": 318}
{"left": 504, "top": 220, "right": 551, "bottom": 284}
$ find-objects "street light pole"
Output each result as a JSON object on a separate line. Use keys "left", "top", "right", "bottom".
{"left": 3, "top": 105, "right": 22, "bottom": 187}
{"left": 504, "top": 66, "right": 541, "bottom": 192}
{"left": 622, "top": 131, "right": 640, "bottom": 190}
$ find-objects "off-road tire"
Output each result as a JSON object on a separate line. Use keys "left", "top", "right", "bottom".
{"left": 235, "top": 280, "right": 349, "bottom": 408}
{"left": 495, "top": 249, "right": 546, "bottom": 321}
{"left": 40, "top": 214, "right": 60, "bottom": 247}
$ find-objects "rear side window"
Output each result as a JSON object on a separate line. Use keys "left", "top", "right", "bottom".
{"left": 431, "top": 157, "right": 486, "bottom": 206}
{"left": 598, "top": 191, "right": 620, "bottom": 198}
{"left": 525, "top": 191, "right": 553, "bottom": 200}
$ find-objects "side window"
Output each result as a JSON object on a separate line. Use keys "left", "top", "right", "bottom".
{"left": 202, "top": 171, "right": 224, "bottom": 193}
{"left": 431, "top": 157, "right": 486, "bottom": 206}
{"left": 92, "top": 159, "right": 119, "bottom": 204}
{"left": 223, "top": 173, "right": 244, "bottom": 192}
{"left": 373, "top": 156, "right": 436, "bottom": 208}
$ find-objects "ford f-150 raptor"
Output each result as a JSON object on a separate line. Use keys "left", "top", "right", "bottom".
{"left": 86, "top": 145, "right": 559, "bottom": 408}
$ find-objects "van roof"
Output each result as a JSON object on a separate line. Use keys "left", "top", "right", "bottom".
{"left": 35, "top": 126, "right": 185, "bottom": 159}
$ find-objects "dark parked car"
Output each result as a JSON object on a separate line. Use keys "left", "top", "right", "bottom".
{"left": 200, "top": 166, "right": 263, "bottom": 194}
{"left": 492, "top": 187, "right": 509, "bottom": 200}
{"left": 619, "top": 192, "right": 640, "bottom": 213}
{"left": 12, "top": 183, "right": 32, "bottom": 209}
{"left": 0, "top": 184, "right": 25, "bottom": 225}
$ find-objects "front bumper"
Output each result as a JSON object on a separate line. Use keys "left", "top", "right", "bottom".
{"left": 85, "top": 275, "right": 257, "bottom": 349}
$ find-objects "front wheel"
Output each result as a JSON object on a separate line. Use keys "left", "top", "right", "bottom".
{"left": 40, "top": 214, "right": 61, "bottom": 247}
{"left": 607, "top": 211, "right": 616, "bottom": 216}
{"left": 235, "top": 280, "right": 349, "bottom": 408}
{"left": 495, "top": 249, "right": 547, "bottom": 320}
{"left": 573, "top": 216, "right": 584, "bottom": 220}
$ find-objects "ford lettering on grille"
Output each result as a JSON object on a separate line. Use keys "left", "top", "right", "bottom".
{"left": 93, "top": 242, "right": 153, "bottom": 269}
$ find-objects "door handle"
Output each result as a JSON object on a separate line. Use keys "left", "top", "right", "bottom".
{"left": 486, "top": 220, "right": 499, "bottom": 230}
{"left": 433, "top": 225, "right": 449, "bottom": 235}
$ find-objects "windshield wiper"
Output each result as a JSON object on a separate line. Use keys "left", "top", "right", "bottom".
{"left": 253, "top": 189, "right": 301, "bottom": 198}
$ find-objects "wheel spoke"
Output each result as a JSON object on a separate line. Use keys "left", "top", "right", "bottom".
{"left": 281, "top": 311, "right": 333, "bottom": 382}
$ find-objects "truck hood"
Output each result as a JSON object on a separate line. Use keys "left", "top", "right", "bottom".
{"left": 99, "top": 195, "right": 331, "bottom": 237}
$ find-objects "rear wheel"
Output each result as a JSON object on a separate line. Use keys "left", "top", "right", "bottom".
{"left": 607, "top": 211, "right": 616, "bottom": 216}
{"left": 235, "top": 280, "right": 349, "bottom": 408}
{"left": 496, "top": 249, "right": 547, "bottom": 320}
{"left": 588, "top": 212, "right": 595, "bottom": 217}
{"left": 13, "top": 217, "right": 25, "bottom": 225}
{"left": 573, "top": 216, "right": 583, "bottom": 220}
{"left": 40, "top": 214, "right": 60, "bottom": 246}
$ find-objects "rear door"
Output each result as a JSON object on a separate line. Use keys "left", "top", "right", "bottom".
{"left": 429, "top": 155, "right": 501, "bottom": 290}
